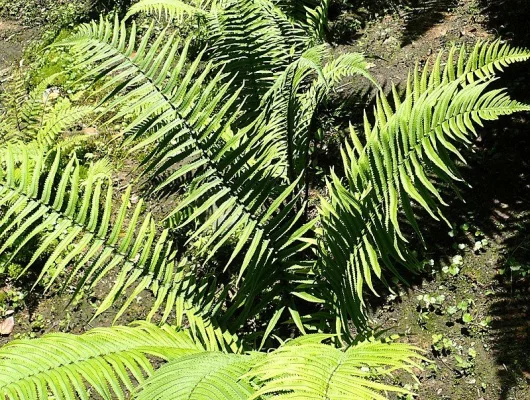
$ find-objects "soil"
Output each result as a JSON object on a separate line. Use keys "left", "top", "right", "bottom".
{"left": 0, "top": 20, "right": 39, "bottom": 69}
{"left": 0, "top": 1, "right": 530, "bottom": 399}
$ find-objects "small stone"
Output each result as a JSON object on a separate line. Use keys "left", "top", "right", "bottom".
{"left": 82, "top": 127, "right": 98, "bottom": 136}
{"left": 383, "top": 36, "right": 399, "bottom": 46}
{"left": 0, "top": 316, "right": 14, "bottom": 336}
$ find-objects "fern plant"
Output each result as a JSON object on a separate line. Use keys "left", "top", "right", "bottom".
{"left": 0, "top": 0, "right": 529, "bottom": 398}
{"left": 1, "top": 0, "right": 529, "bottom": 337}
{"left": 2, "top": 1, "right": 530, "bottom": 339}
{"left": 319, "top": 41, "right": 530, "bottom": 328}
{"left": 48, "top": 3, "right": 373, "bottom": 339}
{"left": 0, "top": 72, "right": 92, "bottom": 147}
{"left": 0, "top": 322, "right": 423, "bottom": 400}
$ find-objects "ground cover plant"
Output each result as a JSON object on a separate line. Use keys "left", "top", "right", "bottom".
{"left": 0, "top": 0, "right": 529, "bottom": 398}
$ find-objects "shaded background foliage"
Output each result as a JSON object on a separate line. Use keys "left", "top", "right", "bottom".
{"left": 0, "top": 0, "right": 134, "bottom": 27}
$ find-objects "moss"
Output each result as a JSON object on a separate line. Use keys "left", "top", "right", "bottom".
{"left": 0, "top": 291, "right": 7, "bottom": 306}
{"left": 6, "top": 263, "right": 23, "bottom": 281}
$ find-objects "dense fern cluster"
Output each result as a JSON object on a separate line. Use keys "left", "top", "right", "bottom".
{"left": 0, "top": 323, "right": 422, "bottom": 400}
{"left": 0, "top": 0, "right": 529, "bottom": 398}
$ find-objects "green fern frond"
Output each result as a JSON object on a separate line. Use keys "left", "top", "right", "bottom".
{"left": 319, "top": 41, "right": 530, "bottom": 333}
{"left": 207, "top": 0, "right": 310, "bottom": 113}
{"left": 0, "top": 69, "right": 29, "bottom": 140}
{"left": 274, "top": 0, "right": 329, "bottom": 44}
{"left": 59, "top": 16, "right": 316, "bottom": 333}
{"left": 137, "top": 332, "right": 423, "bottom": 400}
{"left": 0, "top": 322, "right": 203, "bottom": 400}
{"left": 0, "top": 324, "right": 421, "bottom": 400}
{"left": 0, "top": 71, "right": 91, "bottom": 148}
{"left": 137, "top": 352, "right": 259, "bottom": 400}
{"left": 250, "top": 335, "right": 422, "bottom": 400}
{"left": 263, "top": 45, "right": 375, "bottom": 182}
{"left": 460, "top": 40, "right": 530, "bottom": 80}
{"left": 125, "top": 0, "right": 213, "bottom": 20}
{"left": 409, "top": 40, "right": 530, "bottom": 102}
{"left": 37, "top": 102, "right": 93, "bottom": 148}
{"left": 0, "top": 144, "right": 185, "bottom": 323}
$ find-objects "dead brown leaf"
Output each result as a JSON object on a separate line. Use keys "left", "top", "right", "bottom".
{"left": 0, "top": 316, "right": 14, "bottom": 335}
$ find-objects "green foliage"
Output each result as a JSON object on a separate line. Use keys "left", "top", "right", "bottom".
{"left": 0, "top": 71, "right": 93, "bottom": 146}
{"left": 3, "top": 5, "right": 530, "bottom": 342}
{"left": 0, "top": 1, "right": 529, "bottom": 398}
{"left": 318, "top": 41, "right": 530, "bottom": 328}
{"left": 0, "top": 322, "right": 203, "bottom": 400}
{"left": 125, "top": 0, "right": 218, "bottom": 20}
{"left": 247, "top": 334, "right": 422, "bottom": 400}
{"left": 0, "top": 144, "right": 183, "bottom": 324}
{"left": 50, "top": 2, "right": 372, "bottom": 339}
{"left": 0, "top": 323, "right": 423, "bottom": 400}
{"left": 0, "top": 0, "right": 89, "bottom": 27}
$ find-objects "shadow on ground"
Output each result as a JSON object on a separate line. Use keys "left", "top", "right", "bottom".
{"left": 476, "top": 112, "right": 530, "bottom": 398}
{"left": 328, "top": 0, "right": 404, "bottom": 44}
{"left": 418, "top": 64, "right": 530, "bottom": 397}
{"left": 399, "top": 0, "right": 459, "bottom": 45}
{"left": 479, "top": 0, "right": 530, "bottom": 47}
{"left": 420, "top": 71, "right": 530, "bottom": 398}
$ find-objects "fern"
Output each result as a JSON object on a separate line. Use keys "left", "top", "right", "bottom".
{"left": 249, "top": 335, "right": 423, "bottom": 400}
{"left": 0, "top": 322, "right": 203, "bottom": 400}
{"left": 136, "top": 352, "right": 260, "bottom": 400}
{"left": 126, "top": 0, "right": 329, "bottom": 45}
{"left": 0, "top": 69, "right": 30, "bottom": 141}
{"left": 50, "top": 10, "right": 530, "bottom": 340}
{"left": 36, "top": 101, "right": 93, "bottom": 148}
{"left": 206, "top": 0, "right": 310, "bottom": 114}
{"left": 319, "top": 43, "right": 530, "bottom": 331}
{"left": 262, "top": 44, "right": 376, "bottom": 183}
{"left": 273, "top": 0, "right": 330, "bottom": 44}
{"left": 136, "top": 331, "right": 423, "bottom": 400}
{"left": 2, "top": 0, "right": 530, "bottom": 356}
{"left": 0, "top": 143, "right": 183, "bottom": 323}
{"left": 1, "top": 2, "right": 530, "bottom": 397}
{"left": 125, "top": 0, "right": 214, "bottom": 20}
{"left": 0, "top": 323, "right": 422, "bottom": 400}
{"left": 0, "top": 71, "right": 93, "bottom": 147}
{"left": 57, "top": 15, "right": 318, "bottom": 332}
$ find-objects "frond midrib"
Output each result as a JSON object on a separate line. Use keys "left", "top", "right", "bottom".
{"left": 78, "top": 35, "right": 275, "bottom": 233}
{"left": 323, "top": 350, "right": 346, "bottom": 398}
{"left": 75, "top": 29, "right": 302, "bottom": 266}
{"left": 0, "top": 344, "right": 187, "bottom": 389}
{"left": 321, "top": 81, "right": 528, "bottom": 302}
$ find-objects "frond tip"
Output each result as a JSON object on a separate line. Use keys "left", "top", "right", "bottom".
{"left": 318, "top": 40, "right": 530, "bottom": 334}
{"left": 125, "top": 0, "right": 212, "bottom": 20}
